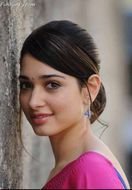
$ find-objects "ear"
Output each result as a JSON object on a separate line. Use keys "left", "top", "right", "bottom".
{"left": 87, "top": 74, "right": 101, "bottom": 103}
{"left": 81, "top": 74, "right": 101, "bottom": 105}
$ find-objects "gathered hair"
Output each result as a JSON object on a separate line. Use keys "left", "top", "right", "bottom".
{"left": 20, "top": 20, "right": 106, "bottom": 124}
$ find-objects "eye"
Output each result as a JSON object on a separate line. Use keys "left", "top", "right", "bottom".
{"left": 46, "top": 81, "right": 61, "bottom": 90}
{"left": 19, "top": 81, "right": 32, "bottom": 90}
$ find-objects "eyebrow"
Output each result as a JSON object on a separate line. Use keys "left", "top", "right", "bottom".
{"left": 19, "top": 74, "right": 66, "bottom": 80}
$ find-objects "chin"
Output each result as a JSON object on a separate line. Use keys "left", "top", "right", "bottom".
{"left": 33, "top": 127, "right": 63, "bottom": 137}
{"left": 32, "top": 127, "right": 47, "bottom": 136}
{"left": 32, "top": 127, "right": 55, "bottom": 137}
{"left": 32, "top": 129, "right": 48, "bottom": 136}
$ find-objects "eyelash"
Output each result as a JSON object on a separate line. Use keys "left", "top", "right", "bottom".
{"left": 19, "top": 81, "right": 32, "bottom": 90}
{"left": 19, "top": 81, "right": 61, "bottom": 91}
{"left": 45, "top": 81, "right": 61, "bottom": 90}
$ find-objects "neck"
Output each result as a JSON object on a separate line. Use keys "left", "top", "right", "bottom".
{"left": 49, "top": 118, "right": 95, "bottom": 168}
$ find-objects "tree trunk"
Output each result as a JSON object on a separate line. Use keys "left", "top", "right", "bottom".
{"left": 0, "top": 0, "right": 35, "bottom": 189}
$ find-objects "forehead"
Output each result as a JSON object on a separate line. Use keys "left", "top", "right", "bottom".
{"left": 20, "top": 54, "right": 65, "bottom": 76}
{"left": 20, "top": 54, "right": 80, "bottom": 85}
{"left": 20, "top": 54, "right": 81, "bottom": 90}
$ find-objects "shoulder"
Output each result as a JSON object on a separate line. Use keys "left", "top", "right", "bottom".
{"left": 68, "top": 151, "right": 124, "bottom": 189}
{"left": 71, "top": 151, "right": 114, "bottom": 173}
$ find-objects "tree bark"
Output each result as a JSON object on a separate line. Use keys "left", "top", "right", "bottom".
{"left": 0, "top": 0, "right": 23, "bottom": 188}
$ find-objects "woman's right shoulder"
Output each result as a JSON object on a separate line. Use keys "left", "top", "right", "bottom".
{"left": 70, "top": 151, "right": 113, "bottom": 172}
{"left": 68, "top": 151, "right": 125, "bottom": 189}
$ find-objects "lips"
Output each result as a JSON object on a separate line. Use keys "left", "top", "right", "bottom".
{"left": 30, "top": 113, "right": 53, "bottom": 125}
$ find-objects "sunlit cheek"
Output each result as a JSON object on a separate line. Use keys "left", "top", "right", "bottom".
{"left": 19, "top": 94, "right": 29, "bottom": 112}
{"left": 54, "top": 97, "right": 83, "bottom": 122}
{"left": 19, "top": 95, "right": 23, "bottom": 108}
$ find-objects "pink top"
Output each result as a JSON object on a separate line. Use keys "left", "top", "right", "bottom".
{"left": 42, "top": 151, "right": 127, "bottom": 189}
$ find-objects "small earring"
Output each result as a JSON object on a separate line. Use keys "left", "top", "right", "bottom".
{"left": 84, "top": 110, "right": 91, "bottom": 119}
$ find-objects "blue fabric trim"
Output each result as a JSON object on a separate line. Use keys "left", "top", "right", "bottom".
{"left": 115, "top": 168, "right": 128, "bottom": 189}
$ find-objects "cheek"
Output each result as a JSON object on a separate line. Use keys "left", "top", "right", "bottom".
{"left": 19, "top": 94, "right": 28, "bottom": 113}
{"left": 51, "top": 93, "right": 84, "bottom": 118}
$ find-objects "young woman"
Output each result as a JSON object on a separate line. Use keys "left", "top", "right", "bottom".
{"left": 19, "top": 20, "right": 130, "bottom": 189}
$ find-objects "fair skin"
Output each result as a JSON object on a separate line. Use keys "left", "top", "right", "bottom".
{"left": 19, "top": 54, "right": 130, "bottom": 188}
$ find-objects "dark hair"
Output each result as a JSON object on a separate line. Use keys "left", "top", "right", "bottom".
{"left": 20, "top": 20, "right": 106, "bottom": 124}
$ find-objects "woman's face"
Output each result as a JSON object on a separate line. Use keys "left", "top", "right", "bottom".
{"left": 19, "top": 54, "right": 86, "bottom": 136}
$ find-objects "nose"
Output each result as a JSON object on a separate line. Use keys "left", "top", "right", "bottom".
{"left": 29, "top": 87, "right": 46, "bottom": 109}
